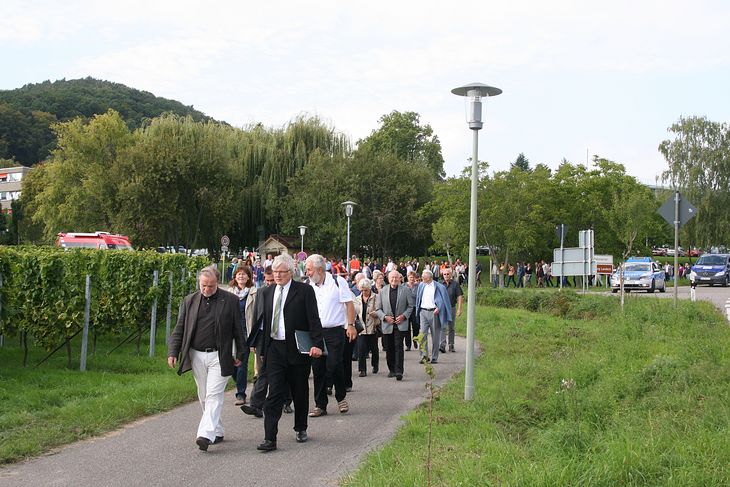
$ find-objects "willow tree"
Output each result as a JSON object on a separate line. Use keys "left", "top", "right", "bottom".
{"left": 232, "top": 116, "right": 351, "bottom": 247}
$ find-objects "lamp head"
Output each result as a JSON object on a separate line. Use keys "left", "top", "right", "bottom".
{"left": 451, "top": 83, "right": 502, "bottom": 130}
{"left": 298, "top": 225, "right": 307, "bottom": 236}
{"left": 341, "top": 200, "right": 356, "bottom": 217}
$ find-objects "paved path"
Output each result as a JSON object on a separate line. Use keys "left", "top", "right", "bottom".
{"left": 0, "top": 338, "right": 471, "bottom": 487}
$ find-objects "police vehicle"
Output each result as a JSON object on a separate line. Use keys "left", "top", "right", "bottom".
{"left": 690, "top": 254, "right": 730, "bottom": 287}
{"left": 610, "top": 257, "right": 666, "bottom": 293}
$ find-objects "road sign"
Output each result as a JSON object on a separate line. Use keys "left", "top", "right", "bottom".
{"left": 657, "top": 192, "right": 697, "bottom": 227}
{"left": 552, "top": 247, "right": 596, "bottom": 276}
{"left": 596, "top": 264, "right": 613, "bottom": 274}
{"left": 221, "top": 235, "right": 230, "bottom": 246}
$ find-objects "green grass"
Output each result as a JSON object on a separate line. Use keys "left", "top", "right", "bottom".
{"left": 0, "top": 335, "right": 252, "bottom": 464}
{"left": 342, "top": 294, "right": 730, "bottom": 486}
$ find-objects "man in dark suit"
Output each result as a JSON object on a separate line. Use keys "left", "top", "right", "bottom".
{"left": 257, "top": 254, "right": 324, "bottom": 452}
{"left": 167, "top": 265, "right": 245, "bottom": 451}
{"left": 376, "top": 270, "right": 415, "bottom": 380}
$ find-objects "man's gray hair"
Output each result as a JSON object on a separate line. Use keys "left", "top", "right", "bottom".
{"left": 357, "top": 278, "right": 373, "bottom": 291}
{"left": 421, "top": 269, "right": 434, "bottom": 278}
{"left": 199, "top": 265, "right": 220, "bottom": 281}
{"left": 272, "top": 253, "right": 296, "bottom": 275}
{"left": 305, "top": 254, "right": 326, "bottom": 270}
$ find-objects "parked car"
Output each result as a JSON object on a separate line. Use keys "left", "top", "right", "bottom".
{"left": 690, "top": 254, "right": 730, "bottom": 287}
{"left": 665, "top": 247, "right": 686, "bottom": 257}
{"left": 651, "top": 247, "right": 667, "bottom": 256}
{"left": 688, "top": 247, "right": 703, "bottom": 257}
{"left": 611, "top": 257, "right": 666, "bottom": 293}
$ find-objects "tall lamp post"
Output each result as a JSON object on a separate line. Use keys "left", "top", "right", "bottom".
{"left": 342, "top": 201, "right": 356, "bottom": 274}
{"left": 451, "top": 82, "right": 502, "bottom": 401}
{"left": 298, "top": 225, "right": 307, "bottom": 253}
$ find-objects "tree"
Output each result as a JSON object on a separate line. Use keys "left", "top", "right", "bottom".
{"left": 357, "top": 111, "right": 445, "bottom": 180}
{"left": 511, "top": 152, "right": 531, "bottom": 172}
{"left": 430, "top": 217, "right": 458, "bottom": 263}
{"left": 23, "top": 110, "right": 134, "bottom": 242}
{"left": 605, "top": 179, "right": 658, "bottom": 309}
{"left": 659, "top": 116, "right": 730, "bottom": 248}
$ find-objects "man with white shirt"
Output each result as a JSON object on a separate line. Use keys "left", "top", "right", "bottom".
{"left": 415, "top": 269, "right": 452, "bottom": 364}
{"left": 305, "top": 254, "right": 357, "bottom": 417}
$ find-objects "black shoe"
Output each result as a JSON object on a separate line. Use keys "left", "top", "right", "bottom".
{"left": 241, "top": 404, "right": 263, "bottom": 417}
{"left": 345, "top": 386, "right": 352, "bottom": 392}
{"left": 213, "top": 436, "right": 224, "bottom": 444}
{"left": 387, "top": 372, "right": 396, "bottom": 378}
{"left": 359, "top": 371, "right": 366, "bottom": 377}
{"left": 283, "top": 403, "right": 293, "bottom": 414}
{"left": 257, "top": 439, "right": 277, "bottom": 451}
{"left": 396, "top": 374, "right": 403, "bottom": 381}
{"left": 372, "top": 368, "right": 378, "bottom": 374}
{"left": 326, "top": 386, "right": 333, "bottom": 396}
{"left": 196, "top": 437, "right": 211, "bottom": 451}
{"left": 296, "top": 431, "right": 308, "bottom": 443}
{"left": 439, "top": 346, "right": 446, "bottom": 353}
{"left": 449, "top": 347, "right": 455, "bottom": 352}
{"left": 405, "top": 347, "right": 411, "bottom": 351}
{"left": 351, "top": 356, "right": 358, "bottom": 361}
{"left": 431, "top": 359, "right": 438, "bottom": 364}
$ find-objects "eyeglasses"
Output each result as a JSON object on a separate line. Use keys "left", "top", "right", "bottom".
{"left": 272, "top": 270, "right": 291, "bottom": 275}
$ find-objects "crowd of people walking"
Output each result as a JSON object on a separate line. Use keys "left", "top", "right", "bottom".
{"left": 167, "top": 252, "right": 465, "bottom": 452}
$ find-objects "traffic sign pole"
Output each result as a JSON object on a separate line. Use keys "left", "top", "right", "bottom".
{"left": 674, "top": 191, "right": 679, "bottom": 307}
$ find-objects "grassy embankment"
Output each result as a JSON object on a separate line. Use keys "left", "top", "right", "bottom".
{"left": 0, "top": 338, "right": 255, "bottom": 464}
{"left": 342, "top": 290, "right": 730, "bottom": 486}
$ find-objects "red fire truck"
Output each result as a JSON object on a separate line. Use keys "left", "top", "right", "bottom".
{"left": 56, "top": 232, "right": 134, "bottom": 250}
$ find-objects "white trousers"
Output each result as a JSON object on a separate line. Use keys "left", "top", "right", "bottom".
{"left": 190, "top": 349, "right": 230, "bottom": 441}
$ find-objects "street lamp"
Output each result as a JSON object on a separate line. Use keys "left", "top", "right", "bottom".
{"left": 298, "top": 225, "right": 307, "bottom": 253}
{"left": 341, "top": 201, "right": 356, "bottom": 274}
{"left": 451, "top": 82, "right": 502, "bottom": 401}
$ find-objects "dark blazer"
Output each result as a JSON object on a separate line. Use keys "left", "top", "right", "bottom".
{"left": 375, "top": 284, "right": 415, "bottom": 333}
{"left": 261, "top": 279, "right": 324, "bottom": 365}
{"left": 168, "top": 290, "right": 245, "bottom": 377}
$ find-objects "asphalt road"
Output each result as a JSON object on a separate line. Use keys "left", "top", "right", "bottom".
{"left": 609, "top": 283, "right": 730, "bottom": 316}
{"left": 0, "top": 337, "right": 472, "bottom": 487}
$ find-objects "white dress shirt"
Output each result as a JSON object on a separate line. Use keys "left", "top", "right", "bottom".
{"left": 421, "top": 281, "right": 436, "bottom": 309}
{"left": 271, "top": 280, "right": 292, "bottom": 340}
{"left": 310, "top": 273, "right": 353, "bottom": 328}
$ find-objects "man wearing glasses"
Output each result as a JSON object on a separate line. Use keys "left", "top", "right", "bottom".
{"left": 256, "top": 254, "right": 324, "bottom": 451}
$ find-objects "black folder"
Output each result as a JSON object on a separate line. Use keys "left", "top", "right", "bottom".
{"left": 294, "top": 330, "right": 328, "bottom": 356}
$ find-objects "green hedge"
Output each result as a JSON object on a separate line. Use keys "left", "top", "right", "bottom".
{"left": 0, "top": 247, "right": 209, "bottom": 362}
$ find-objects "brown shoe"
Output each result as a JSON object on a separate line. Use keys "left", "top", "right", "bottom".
{"left": 308, "top": 407, "right": 327, "bottom": 417}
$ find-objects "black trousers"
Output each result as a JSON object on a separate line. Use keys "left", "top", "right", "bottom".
{"left": 357, "top": 334, "right": 379, "bottom": 372}
{"left": 343, "top": 335, "right": 354, "bottom": 388}
{"left": 383, "top": 327, "right": 405, "bottom": 375}
{"left": 249, "top": 352, "right": 291, "bottom": 410}
{"left": 312, "top": 327, "right": 346, "bottom": 409}
{"left": 404, "top": 314, "right": 418, "bottom": 349}
{"left": 263, "top": 340, "right": 310, "bottom": 441}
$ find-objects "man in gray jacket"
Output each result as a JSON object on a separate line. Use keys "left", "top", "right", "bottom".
{"left": 167, "top": 266, "right": 245, "bottom": 451}
{"left": 376, "top": 270, "right": 414, "bottom": 381}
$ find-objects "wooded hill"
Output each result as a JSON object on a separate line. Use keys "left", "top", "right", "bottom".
{"left": 0, "top": 77, "right": 215, "bottom": 166}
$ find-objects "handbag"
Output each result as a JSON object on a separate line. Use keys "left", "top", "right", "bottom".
{"left": 354, "top": 316, "right": 365, "bottom": 334}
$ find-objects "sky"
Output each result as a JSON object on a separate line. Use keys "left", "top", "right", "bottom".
{"left": 3, "top": 0, "right": 729, "bottom": 184}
